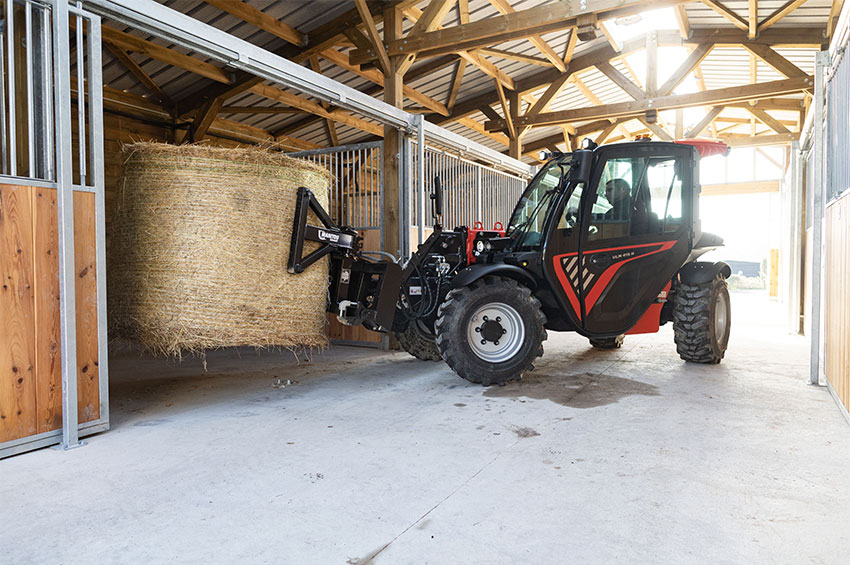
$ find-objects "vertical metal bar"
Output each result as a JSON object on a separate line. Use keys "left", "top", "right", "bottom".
{"left": 75, "top": 6, "right": 86, "bottom": 185}
{"left": 25, "top": 0, "right": 34, "bottom": 177}
{"left": 86, "top": 9, "right": 108, "bottom": 427}
{"left": 416, "top": 115, "right": 424, "bottom": 245}
{"left": 475, "top": 166, "right": 484, "bottom": 223}
{"left": 810, "top": 50, "right": 828, "bottom": 387}
{"left": 54, "top": 0, "right": 82, "bottom": 449}
{"left": 6, "top": 0, "right": 16, "bottom": 176}
{"left": 0, "top": 38, "right": 7, "bottom": 174}
{"left": 43, "top": 3, "right": 53, "bottom": 182}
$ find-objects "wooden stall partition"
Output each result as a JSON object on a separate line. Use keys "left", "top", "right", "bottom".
{"left": 825, "top": 193, "right": 850, "bottom": 414}
{"left": 0, "top": 184, "right": 100, "bottom": 444}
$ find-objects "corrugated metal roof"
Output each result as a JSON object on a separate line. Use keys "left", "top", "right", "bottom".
{"left": 97, "top": 0, "right": 830, "bottom": 162}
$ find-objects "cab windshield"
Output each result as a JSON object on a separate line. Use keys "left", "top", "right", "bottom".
{"left": 507, "top": 154, "right": 571, "bottom": 249}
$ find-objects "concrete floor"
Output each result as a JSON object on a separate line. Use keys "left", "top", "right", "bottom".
{"left": 2, "top": 292, "right": 849, "bottom": 563}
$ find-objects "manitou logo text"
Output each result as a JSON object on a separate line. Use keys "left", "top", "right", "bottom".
{"left": 318, "top": 229, "right": 340, "bottom": 243}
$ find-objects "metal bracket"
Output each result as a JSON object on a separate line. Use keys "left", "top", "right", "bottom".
{"left": 287, "top": 186, "right": 358, "bottom": 274}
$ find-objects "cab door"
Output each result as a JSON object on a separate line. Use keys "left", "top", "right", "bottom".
{"left": 576, "top": 143, "right": 694, "bottom": 335}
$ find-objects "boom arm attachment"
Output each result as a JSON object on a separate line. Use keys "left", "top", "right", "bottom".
{"left": 288, "top": 186, "right": 401, "bottom": 332}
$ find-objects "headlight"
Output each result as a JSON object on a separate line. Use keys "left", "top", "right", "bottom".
{"left": 484, "top": 241, "right": 492, "bottom": 251}
{"left": 475, "top": 240, "right": 485, "bottom": 252}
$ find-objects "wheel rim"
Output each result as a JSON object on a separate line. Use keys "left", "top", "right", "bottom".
{"left": 466, "top": 302, "right": 525, "bottom": 363}
{"left": 715, "top": 291, "right": 729, "bottom": 344}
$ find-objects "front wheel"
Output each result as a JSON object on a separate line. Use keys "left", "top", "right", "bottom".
{"left": 434, "top": 277, "right": 547, "bottom": 386}
{"left": 671, "top": 275, "right": 731, "bottom": 363}
{"left": 395, "top": 320, "right": 442, "bottom": 361}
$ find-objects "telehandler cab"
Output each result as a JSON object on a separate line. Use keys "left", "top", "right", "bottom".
{"left": 289, "top": 138, "right": 732, "bottom": 386}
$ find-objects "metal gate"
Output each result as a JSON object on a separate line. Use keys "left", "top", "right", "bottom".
{"left": 0, "top": 0, "right": 107, "bottom": 458}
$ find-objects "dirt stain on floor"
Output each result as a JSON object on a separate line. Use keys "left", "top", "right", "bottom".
{"left": 485, "top": 372, "right": 659, "bottom": 408}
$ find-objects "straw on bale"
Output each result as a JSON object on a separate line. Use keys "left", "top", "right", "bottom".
{"left": 108, "top": 142, "right": 331, "bottom": 355}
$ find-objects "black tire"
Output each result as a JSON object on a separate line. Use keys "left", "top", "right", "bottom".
{"left": 434, "top": 276, "right": 547, "bottom": 386}
{"left": 589, "top": 335, "right": 624, "bottom": 349}
{"left": 671, "top": 275, "right": 731, "bottom": 364}
{"left": 395, "top": 320, "right": 442, "bottom": 361}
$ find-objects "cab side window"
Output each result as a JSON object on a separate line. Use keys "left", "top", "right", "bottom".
{"left": 587, "top": 154, "right": 685, "bottom": 241}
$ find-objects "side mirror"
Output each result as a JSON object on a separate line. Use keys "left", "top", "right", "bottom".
{"left": 431, "top": 176, "right": 443, "bottom": 218}
{"left": 568, "top": 150, "right": 593, "bottom": 184}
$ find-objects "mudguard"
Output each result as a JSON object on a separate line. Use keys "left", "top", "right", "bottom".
{"left": 677, "top": 261, "right": 732, "bottom": 286}
{"left": 451, "top": 263, "right": 537, "bottom": 290}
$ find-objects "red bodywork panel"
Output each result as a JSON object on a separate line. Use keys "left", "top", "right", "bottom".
{"left": 626, "top": 281, "right": 671, "bottom": 335}
{"left": 674, "top": 138, "right": 730, "bottom": 158}
{"left": 466, "top": 221, "right": 505, "bottom": 264}
{"left": 552, "top": 240, "right": 677, "bottom": 319}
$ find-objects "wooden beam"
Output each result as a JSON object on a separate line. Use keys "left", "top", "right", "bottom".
{"left": 572, "top": 75, "right": 633, "bottom": 140}
{"left": 179, "top": 1, "right": 411, "bottom": 115}
{"left": 684, "top": 27, "right": 824, "bottom": 46}
{"left": 675, "top": 5, "right": 691, "bottom": 39}
{"left": 320, "top": 48, "right": 449, "bottom": 115}
{"left": 103, "top": 42, "right": 172, "bottom": 107}
{"left": 409, "top": 0, "right": 456, "bottom": 35}
{"left": 353, "top": 0, "right": 693, "bottom": 63}
{"left": 657, "top": 43, "right": 712, "bottom": 96}
{"left": 308, "top": 56, "right": 340, "bottom": 146}
{"left": 646, "top": 30, "right": 658, "bottom": 97}
{"left": 483, "top": 0, "right": 566, "bottom": 71}
{"left": 203, "top": 0, "right": 305, "bottom": 46}
{"left": 402, "top": 5, "right": 515, "bottom": 89}
{"left": 759, "top": 0, "right": 809, "bottom": 32}
{"left": 354, "top": 0, "right": 392, "bottom": 75}
{"left": 495, "top": 79, "right": 516, "bottom": 140}
{"left": 446, "top": 61, "right": 466, "bottom": 111}
{"left": 508, "top": 89, "right": 521, "bottom": 158}
{"left": 702, "top": 180, "right": 779, "bottom": 196}
{"left": 596, "top": 60, "right": 644, "bottom": 100}
{"left": 220, "top": 106, "right": 305, "bottom": 114}
{"left": 405, "top": 54, "right": 459, "bottom": 82}
{"left": 748, "top": 0, "right": 759, "bottom": 39}
{"left": 699, "top": 0, "right": 749, "bottom": 32}
{"left": 740, "top": 43, "right": 808, "bottom": 79}
{"left": 383, "top": 4, "right": 403, "bottom": 255}
{"left": 477, "top": 48, "right": 551, "bottom": 67}
{"left": 746, "top": 106, "right": 791, "bottom": 134}
{"left": 521, "top": 72, "right": 573, "bottom": 127}
{"left": 721, "top": 132, "right": 799, "bottom": 146}
{"left": 249, "top": 83, "right": 383, "bottom": 136}
{"left": 686, "top": 106, "right": 724, "bottom": 138}
{"left": 485, "top": 76, "right": 813, "bottom": 130}
{"left": 638, "top": 116, "right": 674, "bottom": 140}
{"left": 98, "top": 24, "right": 230, "bottom": 84}
{"left": 563, "top": 28, "right": 578, "bottom": 64}
{"left": 597, "top": 21, "right": 621, "bottom": 53}
{"left": 188, "top": 97, "right": 223, "bottom": 142}
{"left": 828, "top": 0, "right": 845, "bottom": 39}
{"left": 595, "top": 120, "right": 621, "bottom": 144}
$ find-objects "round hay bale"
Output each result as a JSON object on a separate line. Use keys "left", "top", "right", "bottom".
{"left": 108, "top": 142, "right": 331, "bottom": 356}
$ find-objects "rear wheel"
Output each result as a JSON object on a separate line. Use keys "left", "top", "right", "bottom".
{"left": 395, "top": 320, "right": 442, "bottom": 361}
{"left": 434, "top": 277, "right": 547, "bottom": 386}
{"left": 671, "top": 275, "right": 731, "bottom": 364}
{"left": 589, "top": 335, "right": 625, "bottom": 349}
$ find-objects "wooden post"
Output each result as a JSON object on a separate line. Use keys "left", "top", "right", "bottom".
{"left": 508, "top": 88, "right": 521, "bottom": 159}
{"left": 382, "top": 6, "right": 403, "bottom": 257}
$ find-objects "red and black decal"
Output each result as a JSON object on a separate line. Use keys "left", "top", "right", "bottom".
{"left": 553, "top": 240, "right": 676, "bottom": 318}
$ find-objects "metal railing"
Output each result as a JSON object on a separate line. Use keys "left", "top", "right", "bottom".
{"left": 412, "top": 144, "right": 527, "bottom": 234}
{"left": 0, "top": 0, "right": 107, "bottom": 458}
{"left": 288, "top": 141, "right": 384, "bottom": 247}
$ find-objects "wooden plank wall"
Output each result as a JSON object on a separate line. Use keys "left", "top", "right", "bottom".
{"left": 825, "top": 193, "right": 850, "bottom": 413}
{"left": 0, "top": 185, "right": 99, "bottom": 443}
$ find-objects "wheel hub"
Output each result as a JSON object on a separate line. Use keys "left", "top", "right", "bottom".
{"left": 477, "top": 317, "right": 506, "bottom": 344}
{"left": 466, "top": 302, "right": 525, "bottom": 363}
